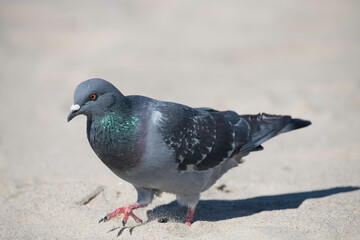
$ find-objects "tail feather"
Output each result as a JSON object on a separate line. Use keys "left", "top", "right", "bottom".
{"left": 278, "top": 118, "right": 312, "bottom": 134}
{"left": 238, "top": 113, "right": 311, "bottom": 153}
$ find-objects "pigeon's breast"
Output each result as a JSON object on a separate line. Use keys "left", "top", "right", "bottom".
{"left": 87, "top": 113, "right": 147, "bottom": 171}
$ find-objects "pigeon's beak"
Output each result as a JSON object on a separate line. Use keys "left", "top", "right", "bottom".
{"left": 67, "top": 104, "right": 81, "bottom": 122}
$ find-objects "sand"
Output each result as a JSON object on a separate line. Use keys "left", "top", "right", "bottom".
{"left": 0, "top": 0, "right": 359, "bottom": 239}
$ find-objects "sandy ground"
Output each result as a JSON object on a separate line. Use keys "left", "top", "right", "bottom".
{"left": 0, "top": 0, "right": 360, "bottom": 239}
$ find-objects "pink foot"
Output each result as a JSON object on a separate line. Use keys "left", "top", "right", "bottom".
{"left": 184, "top": 207, "right": 195, "bottom": 226}
{"left": 99, "top": 202, "right": 146, "bottom": 226}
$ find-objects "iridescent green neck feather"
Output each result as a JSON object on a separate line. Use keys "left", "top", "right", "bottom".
{"left": 99, "top": 112, "right": 139, "bottom": 133}
{"left": 91, "top": 111, "right": 140, "bottom": 147}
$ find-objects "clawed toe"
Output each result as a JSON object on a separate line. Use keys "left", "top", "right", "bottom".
{"left": 185, "top": 221, "right": 192, "bottom": 226}
{"left": 98, "top": 216, "right": 108, "bottom": 223}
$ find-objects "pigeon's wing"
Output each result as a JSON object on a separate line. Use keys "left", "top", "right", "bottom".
{"left": 156, "top": 104, "right": 237, "bottom": 171}
{"left": 156, "top": 102, "right": 311, "bottom": 172}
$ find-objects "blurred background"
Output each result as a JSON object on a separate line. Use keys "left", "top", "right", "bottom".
{"left": 0, "top": 0, "right": 359, "bottom": 239}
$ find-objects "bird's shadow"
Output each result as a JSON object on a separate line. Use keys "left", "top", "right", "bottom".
{"left": 146, "top": 186, "right": 359, "bottom": 223}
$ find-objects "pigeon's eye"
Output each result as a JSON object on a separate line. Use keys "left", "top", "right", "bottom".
{"left": 89, "top": 93, "right": 97, "bottom": 101}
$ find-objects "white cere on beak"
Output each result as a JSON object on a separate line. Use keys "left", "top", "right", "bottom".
{"left": 70, "top": 104, "right": 80, "bottom": 111}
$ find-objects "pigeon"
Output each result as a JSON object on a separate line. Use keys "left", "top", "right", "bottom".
{"left": 67, "top": 78, "right": 311, "bottom": 226}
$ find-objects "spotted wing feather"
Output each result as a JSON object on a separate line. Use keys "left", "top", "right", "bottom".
{"left": 157, "top": 104, "right": 236, "bottom": 171}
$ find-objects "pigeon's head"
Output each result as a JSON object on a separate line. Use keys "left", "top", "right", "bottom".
{"left": 67, "top": 78, "right": 125, "bottom": 122}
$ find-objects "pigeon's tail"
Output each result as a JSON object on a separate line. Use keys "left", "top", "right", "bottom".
{"left": 277, "top": 118, "right": 312, "bottom": 134}
{"left": 238, "top": 113, "right": 311, "bottom": 153}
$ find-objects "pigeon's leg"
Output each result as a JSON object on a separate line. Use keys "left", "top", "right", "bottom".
{"left": 185, "top": 206, "right": 196, "bottom": 226}
{"left": 99, "top": 187, "right": 154, "bottom": 226}
{"left": 176, "top": 193, "right": 200, "bottom": 226}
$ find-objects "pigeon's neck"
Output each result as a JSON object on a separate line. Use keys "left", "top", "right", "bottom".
{"left": 90, "top": 110, "right": 141, "bottom": 145}
{"left": 96, "top": 111, "right": 139, "bottom": 135}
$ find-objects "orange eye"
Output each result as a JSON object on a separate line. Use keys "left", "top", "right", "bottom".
{"left": 90, "top": 93, "right": 97, "bottom": 100}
